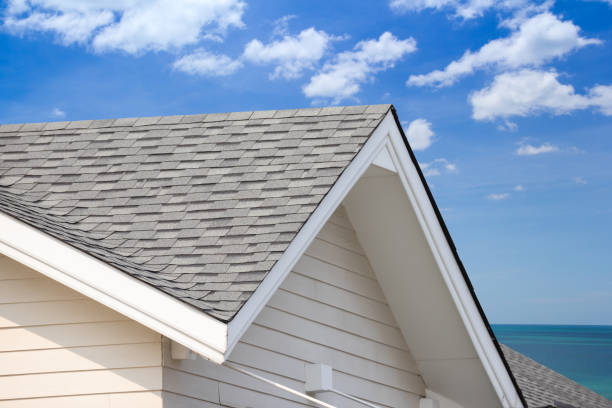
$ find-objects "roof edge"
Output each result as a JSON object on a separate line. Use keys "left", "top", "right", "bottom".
{"left": 388, "top": 106, "right": 528, "bottom": 408}
{"left": 0, "top": 210, "right": 228, "bottom": 363}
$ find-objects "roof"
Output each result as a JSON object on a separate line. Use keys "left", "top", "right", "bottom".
{"left": 502, "top": 344, "right": 612, "bottom": 408}
{"left": 0, "top": 104, "right": 390, "bottom": 321}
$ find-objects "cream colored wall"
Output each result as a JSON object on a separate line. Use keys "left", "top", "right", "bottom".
{"left": 163, "top": 206, "right": 426, "bottom": 408}
{"left": 0, "top": 254, "right": 163, "bottom": 408}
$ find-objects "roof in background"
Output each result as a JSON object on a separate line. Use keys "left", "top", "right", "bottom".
{"left": 0, "top": 104, "right": 390, "bottom": 321}
{"left": 502, "top": 344, "right": 612, "bottom": 408}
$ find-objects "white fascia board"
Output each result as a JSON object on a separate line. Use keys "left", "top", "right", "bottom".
{"left": 225, "top": 110, "right": 397, "bottom": 356}
{"left": 383, "top": 123, "right": 524, "bottom": 408}
{"left": 0, "top": 211, "right": 227, "bottom": 363}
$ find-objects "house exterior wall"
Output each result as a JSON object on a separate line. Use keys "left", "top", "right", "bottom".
{"left": 0, "top": 254, "right": 163, "bottom": 408}
{"left": 162, "top": 206, "right": 426, "bottom": 408}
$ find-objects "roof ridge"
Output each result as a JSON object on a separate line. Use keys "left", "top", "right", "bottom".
{"left": 0, "top": 104, "right": 392, "bottom": 132}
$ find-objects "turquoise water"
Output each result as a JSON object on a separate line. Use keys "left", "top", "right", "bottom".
{"left": 492, "top": 325, "right": 612, "bottom": 399}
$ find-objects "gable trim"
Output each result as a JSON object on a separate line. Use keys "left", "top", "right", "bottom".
{"left": 381, "top": 112, "right": 525, "bottom": 408}
{"left": 0, "top": 211, "right": 227, "bottom": 363}
{"left": 225, "top": 109, "right": 397, "bottom": 356}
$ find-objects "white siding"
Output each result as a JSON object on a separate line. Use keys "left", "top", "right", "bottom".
{"left": 0, "top": 254, "right": 163, "bottom": 407}
{"left": 163, "top": 206, "right": 426, "bottom": 408}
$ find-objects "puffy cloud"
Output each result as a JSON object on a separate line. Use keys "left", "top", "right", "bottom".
{"left": 419, "top": 158, "right": 457, "bottom": 177}
{"left": 488, "top": 193, "right": 510, "bottom": 200}
{"left": 589, "top": 85, "right": 612, "bottom": 116}
{"left": 243, "top": 28, "right": 334, "bottom": 80}
{"left": 516, "top": 143, "right": 559, "bottom": 155}
{"left": 405, "top": 118, "right": 435, "bottom": 151}
{"left": 514, "top": 185, "right": 525, "bottom": 191}
{"left": 469, "top": 69, "right": 612, "bottom": 122}
{"left": 3, "top": 0, "right": 246, "bottom": 53}
{"left": 303, "top": 32, "right": 416, "bottom": 103}
{"left": 173, "top": 50, "right": 242, "bottom": 76}
{"left": 408, "top": 13, "right": 600, "bottom": 87}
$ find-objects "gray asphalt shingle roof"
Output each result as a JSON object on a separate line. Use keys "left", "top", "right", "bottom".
{"left": 502, "top": 344, "right": 612, "bottom": 408}
{"left": 0, "top": 104, "right": 391, "bottom": 321}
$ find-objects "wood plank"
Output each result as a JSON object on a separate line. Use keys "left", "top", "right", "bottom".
{"left": 268, "top": 289, "right": 408, "bottom": 350}
{"left": 305, "top": 239, "right": 374, "bottom": 278}
{"left": 230, "top": 340, "right": 424, "bottom": 394}
{"left": 327, "top": 206, "right": 353, "bottom": 230}
{"left": 162, "top": 368, "right": 220, "bottom": 405}
{"left": 0, "top": 278, "right": 83, "bottom": 304}
{"left": 162, "top": 361, "right": 306, "bottom": 405}
{"left": 291, "top": 255, "right": 385, "bottom": 302}
{"left": 0, "top": 256, "right": 40, "bottom": 280}
{"left": 280, "top": 273, "right": 396, "bottom": 326}
{"left": 0, "top": 392, "right": 163, "bottom": 408}
{"left": 254, "top": 307, "right": 417, "bottom": 372}
{"left": 0, "top": 343, "right": 161, "bottom": 375}
{"left": 241, "top": 325, "right": 424, "bottom": 394}
{"left": 219, "top": 382, "right": 311, "bottom": 408}
{"left": 0, "top": 299, "right": 126, "bottom": 328}
{"left": 162, "top": 391, "right": 222, "bottom": 408}
{"left": 316, "top": 222, "right": 364, "bottom": 255}
{"left": 0, "top": 321, "right": 160, "bottom": 352}
{"left": 334, "top": 370, "right": 423, "bottom": 407}
{"left": 0, "top": 367, "right": 162, "bottom": 400}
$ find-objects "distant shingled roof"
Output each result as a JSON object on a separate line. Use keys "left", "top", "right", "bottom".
{"left": 502, "top": 344, "right": 612, "bottom": 408}
{"left": 0, "top": 104, "right": 390, "bottom": 321}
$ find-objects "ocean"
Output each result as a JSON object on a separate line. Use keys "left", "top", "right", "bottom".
{"left": 492, "top": 325, "right": 612, "bottom": 400}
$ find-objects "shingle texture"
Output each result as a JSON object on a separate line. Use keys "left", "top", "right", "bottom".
{"left": 502, "top": 344, "right": 612, "bottom": 408}
{"left": 0, "top": 105, "right": 390, "bottom": 321}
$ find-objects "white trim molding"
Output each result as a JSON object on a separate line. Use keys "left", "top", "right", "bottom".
{"left": 0, "top": 211, "right": 228, "bottom": 363}
{"left": 381, "top": 121, "right": 524, "bottom": 408}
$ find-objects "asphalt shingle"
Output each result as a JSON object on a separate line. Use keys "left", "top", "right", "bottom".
{"left": 502, "top": 344, "right": 612, "bottom": 408}
{"left": 0, "top": 105, "right": 391, "bottom": 321}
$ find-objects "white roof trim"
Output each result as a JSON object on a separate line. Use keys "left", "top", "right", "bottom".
{"left": 0, "top": 211, "right": 227, "bottom": 363}
{"left": 381, "top": 119, "right": 524, "bottom": 408}
{"left": 225, "top": 110, "right": 397, "bottom": 356}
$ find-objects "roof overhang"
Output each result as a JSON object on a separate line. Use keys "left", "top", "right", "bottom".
{"left": 0, "top": 210, "right": 228, "bottom": 363}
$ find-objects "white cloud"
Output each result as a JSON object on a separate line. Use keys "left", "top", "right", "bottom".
{"left": 420, "top": 158, "right": 457, "bottom": 177}
{"left": 243, "top": 28, "right": 335, "bottom": 80}
{"left": 470, "top": 69, "right": 612, "bottom": 121}
{"left": 173, "top": 50, "right": 242, "bottom": 76}
{"left": 488, "top": 193, "right": 510, "bottom": 200}
{"left": 405, "top": 118, "right": 435, "bottom": 150}
{"left": 408, "top": 12, "right": 600, "bottom": 87}
{"left": 514, "top": 184, "right": 524, "bottom": 191}
{"left": 303, "top": 32, "right": 416, "bottom": 103}
{"left": 573, "top": 176, "right": 588, "bottom": 185}
{"left": 51, "top": 107, "right": 66, "bottom": 118}
{"left": 4, "top": 0, "right": 246, "bottom": 53}
{"left": 590, "top": 84, "right": 612, "bottom": 115}
{"left": 272, "top": 15, "right": 296, "bottom": 37}
{"left": 516, "top": 143, "right": 559, "bottom": 155}
{"left": 390, "top": 0, "right": 541, "bottom": 20}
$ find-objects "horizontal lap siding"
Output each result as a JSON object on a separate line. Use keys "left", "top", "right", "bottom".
{"left": 0, "top": 255, "right": 163, "bottom": 407}
{"left": 163, "top": 206, "right": 425, "bottom": 408}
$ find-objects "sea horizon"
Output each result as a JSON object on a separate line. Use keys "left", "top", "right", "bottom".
{"left": 492, "top": 324, "right": 612, "bottom": 400}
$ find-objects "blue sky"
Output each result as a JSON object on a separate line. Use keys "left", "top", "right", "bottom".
{"left": 1, "top": 0, "right": 611, "bottom": 324}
